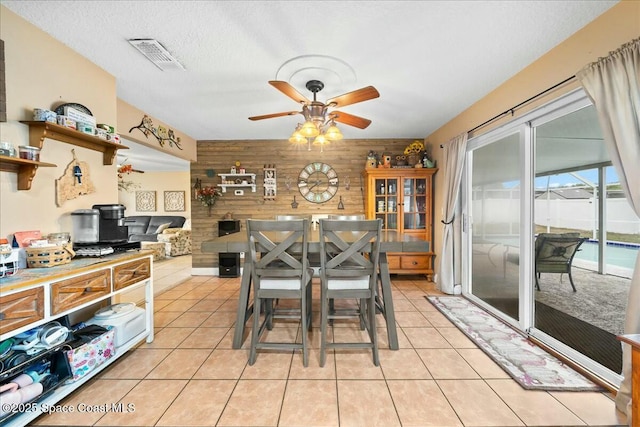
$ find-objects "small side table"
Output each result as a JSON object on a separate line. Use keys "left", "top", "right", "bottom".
{"left": 618, "top": 334, "right": 640, "bottom": 424}
{"left": 140, "top": 241, "right": 167, "bottom": 262}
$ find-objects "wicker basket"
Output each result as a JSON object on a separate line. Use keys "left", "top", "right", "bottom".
{"left": 25, "top": 244, "right": 75, "bottom": 268}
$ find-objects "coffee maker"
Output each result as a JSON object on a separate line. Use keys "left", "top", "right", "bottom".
{"left": 71, "top": 204, "right": 128, "bottom": 245}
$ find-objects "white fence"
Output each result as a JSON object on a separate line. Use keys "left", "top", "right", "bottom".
{"left": 535, "top": 198, "right": 639, "bottom": 235}
{"left": 471, "top": 194, "right": 640, "bottom": 236}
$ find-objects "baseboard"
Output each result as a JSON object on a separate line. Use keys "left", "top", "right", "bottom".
{"left": 191, "top": 267, "right": 244, "bottom": 276}
{"left": 192, "top": 267, "right": 218, "bottom": 276}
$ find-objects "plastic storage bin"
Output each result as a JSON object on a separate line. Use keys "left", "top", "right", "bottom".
{"left": 87, "top": 303, "right": 145, "bottom": 348}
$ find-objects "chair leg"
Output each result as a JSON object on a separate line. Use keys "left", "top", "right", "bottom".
{"left": 535, "top": 272, "right": 541, "bottom": 291}
{"left": 300, "top": 290, "right": 309, "bottom": 368}
{"left": 368, "top": 296, "right": 379, "bottom": 366}
{"left": 359, "top": 298, "right": 366, "bottom": 330}
{"left": 249, "top": 293, "right": 261, "bottom": 365}
{"left": 307, "top": 284, "right": 313, "bottom": 330}
{"left": 568, "top": 270, "right": 577, "bottom": 292}
{"left": 266, "top": 298, "right": 274, "bottom": 330}
{"left": 320, "top": 293, "right": 328, "bottom": 367}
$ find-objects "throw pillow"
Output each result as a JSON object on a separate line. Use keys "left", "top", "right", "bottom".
{"left": 155, "top": 222, "right": 172, "bottom": 234}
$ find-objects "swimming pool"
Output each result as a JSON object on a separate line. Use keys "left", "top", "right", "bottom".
{"left": 574, "top": 240, "right": 639, "bottom": 270}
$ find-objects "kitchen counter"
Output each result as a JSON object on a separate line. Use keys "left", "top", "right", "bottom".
{"left": 0, "top": 249, "right": 154, "bottom": 292}
{"left": 0, "top": 249, "right": 154, "bottom": 427}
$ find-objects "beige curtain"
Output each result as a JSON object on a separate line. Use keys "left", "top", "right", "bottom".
{"left": 438, "top": 133, "right": 468, "bottom": 294}
{"left": 577, "top": 37, "right": 640, "bottom": 425}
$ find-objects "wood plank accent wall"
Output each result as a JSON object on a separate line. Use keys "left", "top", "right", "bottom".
{"left": 192, "top": 138, "right": 421, "bottom": 268}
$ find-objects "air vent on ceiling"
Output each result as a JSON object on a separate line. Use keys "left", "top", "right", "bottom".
{"left": 128, "top": 38, "right": 185, "bottom": 71}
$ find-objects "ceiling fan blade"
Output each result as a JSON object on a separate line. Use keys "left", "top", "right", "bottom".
{"left": 331, "top": 111, "right": 372, "bottom": 129}
{"left": 269, "top": 81, "right": 311, "bottom": 104}
{"left": 249, "top": 111, "right": 300, "bottom": 121}
{"left": 326, "top": 86, "right": 380, "bottom": 108}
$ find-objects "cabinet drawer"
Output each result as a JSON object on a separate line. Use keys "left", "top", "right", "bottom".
{"left": 113, "top": 258, "right": 151, "bottom": 291}
{"left": 0, "top": 287, "right": 45, "bottom": 335}
{"left": 400, "top": 255, "right": 430, "bottom": 270}
{"left": 386, "top": 255, "right": 401, "bottom": 270}
{"left": 51, "top": 270, "right": 111, "bottom": 314}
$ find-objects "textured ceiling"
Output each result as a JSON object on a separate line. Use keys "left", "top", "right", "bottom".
{"left": 2, "top": 0, "right": 617, "bottom": 170}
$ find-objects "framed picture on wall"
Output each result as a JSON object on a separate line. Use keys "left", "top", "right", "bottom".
{"left": 164, "top": 190, "right": 185, "bottom": 212}
{"left": 136, "top": 190, "right": 156, "bottom": 212}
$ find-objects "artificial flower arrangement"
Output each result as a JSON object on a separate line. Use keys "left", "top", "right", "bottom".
{"left": 196, "top": 186, "right": 222, "bottom": 207}
{"left": 403, "top": 140, "right": 425, "bottom": 155}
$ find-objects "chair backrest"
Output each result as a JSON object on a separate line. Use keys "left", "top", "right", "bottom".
{"left": 275, "top": 215, "right": 308, "bottom": 221}
{"left": 535, "top": 235, "right": 586, "bottom": 265}
{"left": 246, "top": 219, "right": 309, "bottom": 288}
{"left": 319, "top": 219, "right": 382, "bottom": 286}
{"left": 534, "top": 232, "right": 580, "bottom": 251}
{"left": 328, "top": 214, "right": 366, "bottom": 220}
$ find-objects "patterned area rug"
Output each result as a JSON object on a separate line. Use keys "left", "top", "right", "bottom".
{"left": 427, "top": 296, "right": 603, "bottom": 391}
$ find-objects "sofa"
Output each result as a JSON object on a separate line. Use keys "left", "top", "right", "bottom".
{"left": 124, "top": 216, "right": 186, "bottom": 242}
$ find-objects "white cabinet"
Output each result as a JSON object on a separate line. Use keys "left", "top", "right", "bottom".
{"left": 0, "top": 251, "right": 154, "bottom": 426}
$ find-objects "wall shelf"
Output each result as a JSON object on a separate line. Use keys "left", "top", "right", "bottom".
{"left": 217, "top": 173, "right": 256, "bottom": 193}
{"left": 0, "top": 154, "right": 56, "bottom": 190}
{"left": 19, "top": 121, "right": 129, "bottom": 165}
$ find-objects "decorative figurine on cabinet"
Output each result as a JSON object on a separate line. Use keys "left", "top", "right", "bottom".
{"left": 366, "top": 151, "right": 378, "bottom": 169}
{"left": 381, "top": 153, "right": 392, "bottom": 168}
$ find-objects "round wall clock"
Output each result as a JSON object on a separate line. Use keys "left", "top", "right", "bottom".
{"left": 298, "top": 162, "right": 339, "bottom": 203}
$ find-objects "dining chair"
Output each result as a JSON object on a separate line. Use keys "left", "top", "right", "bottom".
{"left": 328, "top": 214, "right": 366, "bottom": 220}
{"left": 246, "top": 219, "right": 313, "bottom": 366}
{"left": 318, "top": 218, "right": 382, "bottom": 366}
{"left": 275, "top": 215, "right": 308, "bottom": 221}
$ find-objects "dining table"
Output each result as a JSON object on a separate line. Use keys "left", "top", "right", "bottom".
{"left": 201, "top": 225, "right": 432, "bottom": 350}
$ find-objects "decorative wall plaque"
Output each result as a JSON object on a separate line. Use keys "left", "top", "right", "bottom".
{"left": 135, "top": 190, "right": 156, "bottom": 212}
{"left": 164, "top": 191, "right": 185, "bottom": 212}
{"left": 263, "top": 164, "right": 276, "bottom": 200}
{"left": 55, "top": 149, "right": 95, "bottom": 207}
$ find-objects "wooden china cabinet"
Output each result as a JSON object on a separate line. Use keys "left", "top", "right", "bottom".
{"left": 362, "top": 168, "right": 437, "bottom": 278}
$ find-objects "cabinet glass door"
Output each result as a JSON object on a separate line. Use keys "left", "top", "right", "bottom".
{"left": 403, "top": 177, "right": 427, "bottom": 230}
{"left": 375, "top": 178, "right": 399, "bottom": 231}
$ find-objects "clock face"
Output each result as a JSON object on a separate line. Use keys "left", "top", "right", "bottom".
{"left": 298, "top": 162, "right": 339, "bottom": 203}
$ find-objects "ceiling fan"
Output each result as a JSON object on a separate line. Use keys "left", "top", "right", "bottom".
{"left": 249, "top": 80, "right": 380, "bottom": 131}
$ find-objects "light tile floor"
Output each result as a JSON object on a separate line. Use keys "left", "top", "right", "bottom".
{"left": 33, "top": 255, "right": 627, "bottom": 426}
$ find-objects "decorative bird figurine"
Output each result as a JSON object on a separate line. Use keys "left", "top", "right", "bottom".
{"left": 73, "top": 164, "right": 82, "bottom": 184}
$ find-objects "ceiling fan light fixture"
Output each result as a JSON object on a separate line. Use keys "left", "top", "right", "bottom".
{"left": 249, "top": 79, "right": 379, "bottom": 150}
{"left": 324, "top": 123, "right": 343, "bottom": 141}
{"left": 312, "top": 134, "right": 329, "bottom": 145}
{"left": 300, "top": 120, "right": 319, "bottom": 137}
{"left": 288, "top": 127, "right": 306, "bottom": 144}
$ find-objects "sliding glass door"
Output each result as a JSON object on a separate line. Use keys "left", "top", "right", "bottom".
{"left": 462, "top": 89, "right": 624, "bottom": 387}
{"left": 467, "top": 131, "right": 522, "bottom": 323}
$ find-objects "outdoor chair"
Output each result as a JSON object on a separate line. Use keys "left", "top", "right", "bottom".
{"left": 246, "top": 219, "right": 313, "bottom": 366}
{"left": 318, "top": 218, "right": 382, "bottom": 367}
{"left": 534, "top": 233, "right": 586, "bottom": 292}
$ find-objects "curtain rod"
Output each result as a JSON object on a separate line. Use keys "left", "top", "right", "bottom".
{"left": 440, "top": 74, "right": 576, "bottom": 148}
